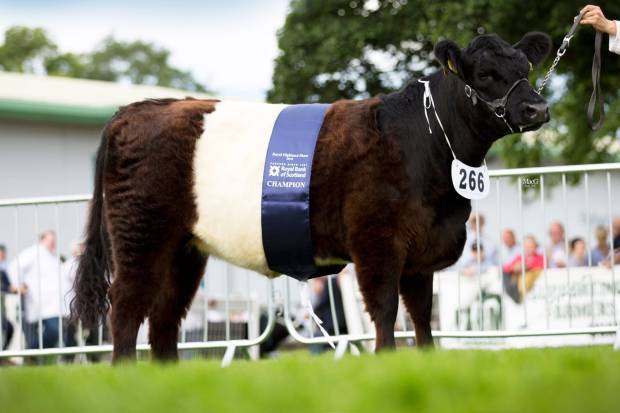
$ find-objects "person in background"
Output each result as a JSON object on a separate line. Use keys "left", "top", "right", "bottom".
{"left": 503, "top": 235, "right": 544, "bottom": 274}
{"left": 613, "top": 217, "right": 620, "bottom": 250}
{"left": 568, "top": 237, "right": 587, "bottom": 267}
{"left": 579, "top": 4, "right": 620, "bottom": 55}
{"left": 547, "top": 221, "right": 567, "bottom": 268}
{"left": 0, "top": 244, "right": 7, "bottom": 273}
{"left": 591, "top": 226, "right": 610, "bottom": 266}
{"left": 501, "top": 229, "right": 520, "bottom": 266}
{"left": 1, "top": 245, "right": 27, "bottom": 353}
{"left": 8, "top": 230, "right": 63, "bottom": 351}
{"left": 503, "top": 235, "right": 545, "bottom": 303}
{"left": 461, "top": 241, "right": 492, "bottom": 277}
{"left": 459, "top": 213, "right": 497, "bottom": 268}
{"left": 601, "top": 217, "right": 620, "bottom": 268}
{"left": 308, "top": 275, "right": 347, "bottom": 354}
{"left": 60, "top": 241, "right": 85, "bottom": 355}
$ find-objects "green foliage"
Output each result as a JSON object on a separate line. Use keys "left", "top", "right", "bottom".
{"left": 269, "top": 0, "right": 620, "bottom": 166}
{"left": 0, "top": 26, "right": 208, "bottom": 93}
{"left": 0, "top": 26, "right": 57, "bottom": 73}
{"left": 1, "top": 348, "right": 619, "bottom": 413}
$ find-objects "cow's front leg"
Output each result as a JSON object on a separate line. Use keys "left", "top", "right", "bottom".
{"left": 352, "top": 242, "right": 405, "bottom": 352}
{"left": 399, "top": 272, "right": 434, "bottom": 347}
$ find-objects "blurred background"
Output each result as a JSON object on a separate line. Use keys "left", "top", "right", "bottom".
{"left": 0, "top": 0, "right": 619, "bottom": 361}
{"left": 0, "top": 0, "right": 618, "bottom": 200}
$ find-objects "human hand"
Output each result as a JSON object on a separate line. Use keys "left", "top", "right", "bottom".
{"left": 580, "top": 5, "right": 617, "bottom": 35}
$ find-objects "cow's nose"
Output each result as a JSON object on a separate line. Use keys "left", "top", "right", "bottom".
{"left": 522, "top": 102, "right": 549, "bottom": 123}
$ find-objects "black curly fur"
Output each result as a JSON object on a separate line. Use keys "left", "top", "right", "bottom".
{"left": 70, "top": 123, "right": 112, "bottom": 329}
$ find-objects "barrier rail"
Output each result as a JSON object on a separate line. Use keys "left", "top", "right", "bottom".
{"left": 0, "top": 194, "right": 276, "bottom": 366}
{"left": 281, "top": 163, "right": 620, "bottom": 356}
{"left": 1, "top": 162, "right": 619, "bottom": 365}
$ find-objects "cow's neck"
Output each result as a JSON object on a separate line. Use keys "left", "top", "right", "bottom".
{"left": 425, "top": 71, "right": 495, "bottom": 166}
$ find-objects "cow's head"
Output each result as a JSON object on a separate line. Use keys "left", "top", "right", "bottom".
{"left": 434, "top": 32, "right": 552, "bottom": 135}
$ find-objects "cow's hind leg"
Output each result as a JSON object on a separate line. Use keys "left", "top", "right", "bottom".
{"left": 148, "top": 236, "right": 207, "bottom": 361}
{"left": 109, "top": 212, "right": 181, "bottom": 363}
{"left": 352, "top": 241, "right": 405, "bottom": 352}
{"left": 399, "top": 272, "right": 434, "bottom": 347}
{"left": 109, "top": 249, "right": 158, "bottom": 364}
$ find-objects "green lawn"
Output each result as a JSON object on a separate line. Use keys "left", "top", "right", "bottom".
{"left": 1, "top": 347, "right": 619, "bottom": 413}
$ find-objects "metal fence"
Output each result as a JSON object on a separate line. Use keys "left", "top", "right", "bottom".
{"left": 0, "top": 195, "right": 275, "bottom": 366}
{"left": 281, "top": 162, "right": 620, "bottom": 356}
{"left": 1, "top": 163, "right": 619, "bottom": 365}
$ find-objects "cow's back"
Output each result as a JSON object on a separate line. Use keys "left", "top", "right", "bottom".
{"left": 192, "top": 101, "right": 287, "bottom": 276}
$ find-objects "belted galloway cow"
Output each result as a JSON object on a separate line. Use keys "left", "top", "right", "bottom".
{"left": 72, "top": 32, "right": 552, "bottom": 362}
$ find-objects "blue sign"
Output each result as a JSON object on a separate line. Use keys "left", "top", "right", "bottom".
{"left": 261, "top": 104, "right": 344, "bottom": 281}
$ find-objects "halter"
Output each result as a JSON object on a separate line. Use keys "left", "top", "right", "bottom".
{"left": 462, "top": 77, "right": 530, "bottom": 134}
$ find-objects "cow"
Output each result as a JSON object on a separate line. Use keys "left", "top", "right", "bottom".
{"left": 71, "top": 31, "right": 552, "bottom": 362}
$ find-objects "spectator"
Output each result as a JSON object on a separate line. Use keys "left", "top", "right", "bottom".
{"left": 547, "top": 221, "right": 567, "bottom": 268}
{"left": 8, "top": 230, "right": 63, "bottom": 350}
{"left": 568, "top": 237, "right": 587, "bottom": 267}
{"left": 591, "top": 226, "right": 610, "bottom": 266}
{"left": 461, "top": 241, "right": 492, "bottom": 276}
{"left": 260, "top": 271, "right": 348, "bottom": 357}
{"left": 601, "top": 217, "right": 620, "bottom": 268}
{"left": 501, "top": 229, "right": 520, "bottom": 265}
{"left": 308, "top": 275, "right": 348, "bottom": 353}
{"left": 503, "top": 235, "right": 545, "bottom": 274}
{"left": 1, "top": 245, "right": 27, "bottom": 353}
{"left": 60, "top": 241, "right": 85, "bottom": 354}
{"left": 503, "top": 235, "right": 544, "bottom": 303}
{"left": 0, "top": 244, "right": 6, "bottom": 273}
{"left": 460, "top": 213, "right": 497, "bottom": 267}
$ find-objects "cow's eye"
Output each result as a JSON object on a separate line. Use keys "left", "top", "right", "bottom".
{"left": 478, "top": 72, "right": 492, "bottom": 81}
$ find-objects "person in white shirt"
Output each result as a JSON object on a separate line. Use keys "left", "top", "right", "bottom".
{"left": 579, "top": 4, "right": 620, "bottom": 55}
{"left": 547, "top": 221, "right": 567, "bottom": 269}
{"left": 8, "top": 230, "right": 63, "bottom": 349}
{"left": 60, "top": 241, "right": 85, "bottom": 352}
{"left": 501, "top": 229, "right": 521, "bottom": 266}
{"left": 458, "top": 213, "right": 498, "bottom": 269}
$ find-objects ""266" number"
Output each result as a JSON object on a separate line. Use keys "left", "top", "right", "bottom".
{"left": 459, "top": 169, "right": 484, "bottom": 192}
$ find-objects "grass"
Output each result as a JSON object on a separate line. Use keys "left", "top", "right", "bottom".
{"left": 1, "top": 347, "right": 619, "bottom": 413}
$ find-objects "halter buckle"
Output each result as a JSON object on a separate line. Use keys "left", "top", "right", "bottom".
{"left": 494, "top": 106, "right": 506, "bottom": 118}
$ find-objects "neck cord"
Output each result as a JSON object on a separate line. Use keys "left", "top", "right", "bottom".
{"left": 418, "top": 78, "right": 487, "bottom": 168}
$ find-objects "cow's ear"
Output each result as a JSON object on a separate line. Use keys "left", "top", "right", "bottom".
{"left": 434, "top": 39, "right": 462, "bottom": 74}
{"left": 514, "top": 32, "right": 552, "bottom": 66}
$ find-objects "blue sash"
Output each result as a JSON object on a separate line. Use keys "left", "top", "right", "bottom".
{"left": 261, "top": 104, "right": 345, "bottom": 281}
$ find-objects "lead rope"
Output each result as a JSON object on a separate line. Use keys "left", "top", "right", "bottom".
{"left": 537, "top": 10, "right": 605, "bottom": 130}
{"left": 419, "top": 79, "right": 488, "bottom": 168}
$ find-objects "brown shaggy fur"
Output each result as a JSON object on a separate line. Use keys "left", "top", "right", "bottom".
{"left": 103, "top": 99, "right": 217, "bottom": 361}
{"left": 94, "top": 96, "right": 441, "bottom": 361}
{"left": 73, "top": 32, "right": 553, "bottom": 362}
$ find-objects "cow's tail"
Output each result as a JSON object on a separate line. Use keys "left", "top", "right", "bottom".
{"left": 70, "top": 124, "right": 112, "bottom": 329}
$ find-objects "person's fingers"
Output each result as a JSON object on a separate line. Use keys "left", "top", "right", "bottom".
{"left": 580, "top": 4, "right": 597, "bottom": 14}
{"left": 585, "top": 10, "right": 601, "bottom": 19}
{"left": 580, "top": 17, "right": 596, "bottom": 25}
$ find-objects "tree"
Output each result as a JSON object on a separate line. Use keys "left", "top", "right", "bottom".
{"left": 0, "top": 26, "right": 57, "bottom": 73}
{"left": 0, "top": 26, "right": 208, "bottom": 93}
{"left": 268, "top": 0, "right": 620, "bottom": 167}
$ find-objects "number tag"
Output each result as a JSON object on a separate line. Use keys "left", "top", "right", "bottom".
{"left": 451, "top": 159, "right": 490, "bottom": 200}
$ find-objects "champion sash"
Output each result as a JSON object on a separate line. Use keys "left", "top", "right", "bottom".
{"left": 261, "top": 104, "right": 344, "bottom": 281}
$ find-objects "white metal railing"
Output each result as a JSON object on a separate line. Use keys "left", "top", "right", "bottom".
{"left": 281, "top": 163, "right": 620, "bottom": 355}
{"left": 0, "top": 194, "right": 276, "bottom": 366}
{"left": 1, "top": 162, "right": 619, "bottom": 364}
